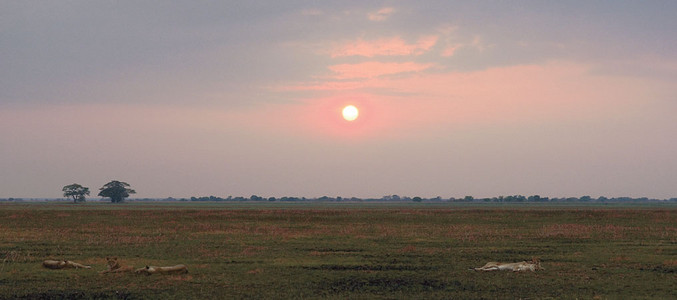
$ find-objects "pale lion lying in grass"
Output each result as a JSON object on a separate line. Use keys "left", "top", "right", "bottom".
{"left": 473, "top": 258, "right": 543, "bottom": 272}
{"left": 99, "top": 257, "right": 134, "bottom": 274}
{"left": 42, "top": 260, "right": 91, "bottom": 269}
{"left": 135, "top": 264, "right": 188, "bottom": 275}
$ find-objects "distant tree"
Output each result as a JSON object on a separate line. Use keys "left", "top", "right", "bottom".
{"left": 463, "top": 196, "right": 474, "bottom": 202}
{"left": 505, "top": 195, "right": 526, "bottom": 202}
{"left": 412, "top": 196, "right": 423, "bottom": 202}
{"left": 98, "top": 180, "right": 136, "bottom": 203}
{"left": 62, "top": 183, "right": 90, "bottom": 203}
{"left": 528, "top": 195, "right": 549, "bottom": 202}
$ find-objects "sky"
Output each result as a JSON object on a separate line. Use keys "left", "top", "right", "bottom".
{"left": 1, "top": 1, "right": 676, "bottom": 199}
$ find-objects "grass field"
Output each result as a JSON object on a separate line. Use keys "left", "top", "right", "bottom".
{"left": 1, "top": 202, "right": 676, "bottom": 299}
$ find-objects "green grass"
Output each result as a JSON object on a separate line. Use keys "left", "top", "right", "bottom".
{"left": 1, "top": 202, "right": 676, "bottom": 299}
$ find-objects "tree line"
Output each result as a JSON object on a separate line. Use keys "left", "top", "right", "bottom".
{"left": 185, "top": 194, "right": 677, "bottom": 203}
{"left": 61, "top": 180, "right": 135, "bottom": 203}
{"left": 3, "top": 185, "right": 675, "bottom": 203}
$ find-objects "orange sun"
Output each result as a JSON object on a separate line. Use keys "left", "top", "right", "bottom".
{"left": 342, "top": 105, "right": 359, "bottom": 121}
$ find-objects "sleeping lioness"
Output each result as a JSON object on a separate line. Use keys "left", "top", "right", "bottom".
{"left": 135, "top": 264, "right": 188, "bottom": 275}
{"left": 42, "top": 260, "right": 92, "bottom": 269}
{"left": 473, "top": 258, "right": 543, "bottom": 272}
{"left": 99, "top": 257, "right": 134, "bottom": 274}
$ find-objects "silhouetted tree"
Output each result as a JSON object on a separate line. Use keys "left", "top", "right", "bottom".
{"left": 98, "top": 180, "right": 136, "bottom": 203}
{"left": 62, "top": 183, "right": 90, "bottom": 203}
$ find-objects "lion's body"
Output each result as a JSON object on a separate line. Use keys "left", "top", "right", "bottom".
{"left": 42, "top": 260, "right": 91, "bottom": 269}
{"left": 135, "top": 264, "right": 188, "bottom": 275}
{"left": 99, "top": 257, "right": 134, "bottom": 274}
{"left": 474, "top": 258, "right": 543, "bottom": 272}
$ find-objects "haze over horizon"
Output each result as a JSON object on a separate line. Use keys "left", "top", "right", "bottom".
{"left": 2, "top": 1, "right": 676, "bottom": 199}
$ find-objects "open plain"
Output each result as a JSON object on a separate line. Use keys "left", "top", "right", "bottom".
{"left": 1, "top": 202, "right": 676, "bottom": 299}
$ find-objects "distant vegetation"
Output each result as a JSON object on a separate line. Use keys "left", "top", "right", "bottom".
{"left": 185, "top": 194, "right": 677, "bottom": 203}
{"left": 97, "top": 180, "right": 136, "bottom": 203}
{"left": 61, "top": 184, "right": 90, "bottom": 203}
{"left": 2, "top": 192, "right": 675, "bottom": 203}
{"left": 14, "top": 180, "right": 138, "bottom": 204}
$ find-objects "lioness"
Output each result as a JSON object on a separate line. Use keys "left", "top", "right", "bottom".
{"left": 42, "top": 260, "right": 92, "bottom": 269}
{"left": 135, "top": 264, "right": 188, "bottom": 275}
{"left": 99, "top": 257, "right": 134, "bottom": 274}
{"left": 473, "top": 258, "right": 543, "bottom": 272}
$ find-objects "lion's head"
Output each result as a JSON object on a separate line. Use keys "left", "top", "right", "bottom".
{"left": 531, "top": 257, "right": 544, "bottom": 270}
{"left": 105, "top": 257, "right": 121, "bottom": 270}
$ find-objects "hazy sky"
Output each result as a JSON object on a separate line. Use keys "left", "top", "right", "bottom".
{"left": 2, "top": 1, "right": 676, "bottom": 199}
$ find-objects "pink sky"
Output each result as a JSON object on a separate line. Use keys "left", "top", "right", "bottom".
{"left": 330, "top": 35, "right": 438, "bottom": 57}
{"left": 1, "top": 2, "right": 676, "bottom": 199}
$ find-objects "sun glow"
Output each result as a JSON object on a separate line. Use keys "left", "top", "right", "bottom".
{"left": 342, "top": 105, "right": 359, "bottom": 121}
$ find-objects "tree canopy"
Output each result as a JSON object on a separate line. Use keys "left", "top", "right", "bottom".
{"left": 62, "top": 183, "right": 90, "bottom": 203}
{"left": 98, "top": 180, "right": 136, "bottom": 203}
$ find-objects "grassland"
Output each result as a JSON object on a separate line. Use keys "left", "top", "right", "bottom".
{"left": 1, "top": 202, "right": 676, "bottom": 299}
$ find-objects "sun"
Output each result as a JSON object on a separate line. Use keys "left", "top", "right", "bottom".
{"left": 342, "top": 105, "right": 359, "bottom": 121}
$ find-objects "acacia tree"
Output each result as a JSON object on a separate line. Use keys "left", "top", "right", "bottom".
{"left": 62, "top": 183, "right": 90, "bottom": 203}
{"left": 98, "top": 180, "right": 136, "bottom": 203}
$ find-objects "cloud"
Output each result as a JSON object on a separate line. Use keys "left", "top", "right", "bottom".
{"left": 327, "top": 61, "right": 433, "bottom": 79}
{"left": 468, "top": 36, "right": 491, "bottom": 52}
{"left": 368, "top": 7, "right": 395, "bottom": 21}
{"left": 279, "top": 81, "right": 366, "bottom": 91}
{"left": 330, "top": 35, "right": 438, "bottom": 57}
{"left": 301, "top": 8, "right": 323, "bottom": 16}
{"left": 440, "top": 46, "right": 459, "bottom": 57}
